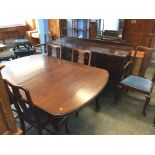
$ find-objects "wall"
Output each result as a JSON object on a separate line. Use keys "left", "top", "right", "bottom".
{"left": 48, "top": 19, "right": 60, "bottom": 39}
{"left": 0, "top": 25, "right": 28, "bottom": 44}
{"left": 67, "top": 19, "right": 72, "bottom": 37}
{"left": 25, "top": 19, "right": 37, "bottom": 30}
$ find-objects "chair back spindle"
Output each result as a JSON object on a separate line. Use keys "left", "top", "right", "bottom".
{"left": 72, "top": 49, "right": 91, "bottom": 66}
{"left": 4, "top": 79, "right": 40, "bottom": 125}
{"left": 47, "top": 44, "right": 62, "bottom": 59}
{"left": 131, "top": 46, "right": 155, "bottom": 77}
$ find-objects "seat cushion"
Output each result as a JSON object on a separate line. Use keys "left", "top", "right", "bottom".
{"left": 120, "top": 75, "right": 153, "bottom": 93}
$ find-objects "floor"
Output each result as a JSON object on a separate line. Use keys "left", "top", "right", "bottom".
{"left": 14, "top": 64, "right": 155, "bottom": 135}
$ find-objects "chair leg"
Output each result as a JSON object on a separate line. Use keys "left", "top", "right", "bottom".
{"left": 65, "top": 121, "right": 69, "bottom": 134}
{"left": 55, "top": 121, "right": 67, "bottom": 135}
{"left": 142, "top": 95, "right": 151, "bottom": 116}
{"left": 19, "top": 118, "right": 26, "bottom": 135}
{"left": 50, "top": 117, "right": 67, "bottom": 135}
{"left": 37, "top": 127, "right": 43, "bottom": 135}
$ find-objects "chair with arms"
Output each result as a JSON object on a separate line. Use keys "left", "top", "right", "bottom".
{"left": 4, "top": 79, "right": 68, "bottom": 134}
{"left": 26, "top": 31, "right": 53, "bottom": 54}
{"left": 115, "top": 46, "right": 155, "bottom": 116}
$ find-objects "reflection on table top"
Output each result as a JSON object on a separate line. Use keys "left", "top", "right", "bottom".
{"left": 2, "top": 54, "right": 109, "bottom": 116}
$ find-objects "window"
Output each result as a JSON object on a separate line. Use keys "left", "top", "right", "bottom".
{"left": 0, "top": 19, "right": 26, "bottom": 27}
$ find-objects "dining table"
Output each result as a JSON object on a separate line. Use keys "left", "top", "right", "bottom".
{"left": 1, "top": 54, "right": 109, "bottom": 131}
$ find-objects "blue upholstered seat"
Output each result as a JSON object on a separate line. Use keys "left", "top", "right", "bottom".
{"left": 120, "top": 75, "right": 153, "bottom": 93}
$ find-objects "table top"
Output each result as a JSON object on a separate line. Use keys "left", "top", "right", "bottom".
{"left": 2, "top": 54, "right": 109, "bottom": 116}
{"left": 50, "top": 37, "right": 132, "bottom": 57}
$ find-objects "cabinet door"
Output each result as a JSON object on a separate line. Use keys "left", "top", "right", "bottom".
{"left": 60, "top": 19, "right": 67, "bottom": 37}
{"left": 122, "top": 19, "right": 155, "bottom": 48}
{"left": 89, "top": 22, "right": 97, "bottom": 39}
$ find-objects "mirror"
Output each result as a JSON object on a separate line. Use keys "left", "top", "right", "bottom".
{"left": 97, "top": 19, "right": 124, "bottom": 39}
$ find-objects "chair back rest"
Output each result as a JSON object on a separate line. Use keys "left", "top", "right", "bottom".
{"left": 71, "top": 49, "right": 91, "bottom": 65}
{"left": 47, "top": 44, "right": 62, "bottom": 59}
{"left": 4, "top": 79, "right": 39, "bottom": 123}
{"left": 131, "top": 46, "right": 155, "bottom": 77}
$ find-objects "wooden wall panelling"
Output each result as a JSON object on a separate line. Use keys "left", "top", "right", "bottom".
{"left": 0, "top": 64, "right": 18, "bottom": 135}
{"left": 60, "top": 19, "right": 67, "bottom": 37}
{"left": 25, "top": 19, "right": 37, "bottom": 30}
{"left": 122, "top": 19, "right": 155, "bottom": 48}
{"left": 0, "top": 25, "right": 28, "bottom": 44}
{"left": 48, "top": 19, "right": 60, "bottom": 39}
{"left": 89, "top": 22, "right": 97, "bottom": 39}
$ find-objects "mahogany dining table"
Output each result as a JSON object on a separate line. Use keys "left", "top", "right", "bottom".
{"left": 2, "top": 54, "right": 109, "bottom": 118}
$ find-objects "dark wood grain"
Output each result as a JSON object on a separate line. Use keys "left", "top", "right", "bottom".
{"left": 2, "top": 54, "right": 109, "bottom": 117}
{"left": 122, "top": 19, "right": 155, "bottom": 48}
{"left": 0, "top": 64, "right": 18, "bottom": 135}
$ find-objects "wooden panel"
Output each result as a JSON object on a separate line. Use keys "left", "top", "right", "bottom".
{"left": 0, "top": 103, "right": 8, "bottom": 134}
{"left": 48, "top": 19, "right": 60, "bottom": 39}
{"left": 0, "top": 64, "right": 18, "bottom": 135}
{"left": 89, "top": 22, "right": 97, "bottom": 39}
{"left": 60, "top": 19, "right": 67, "bottom": 37}
{"left": 0, "top": 25, "right": 28, "bottom": 44}
{"left": 122, "top": 19, "right": 155, "bottom": 48}
{"left": 25, "top": 19, "right": 37, "bottom": 30}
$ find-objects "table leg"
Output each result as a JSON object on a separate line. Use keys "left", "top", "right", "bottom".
{"left": 49, "top": 116, "right": 69, "bottom": 135}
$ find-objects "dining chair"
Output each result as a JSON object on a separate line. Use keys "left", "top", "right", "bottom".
{"left": 4, "top": 79, "right": 68, "bottom": 134}
{"left": 71, "top": 49, "right": 94, "bottom": 115}
{"left": 115, "top": 46, "right": 155, "bottom": 116}
{"left": 71, "top": 48, "right": 91, "bottom": 65}
{"left": 47, "top": 44, "right": 62, "bottom": 59}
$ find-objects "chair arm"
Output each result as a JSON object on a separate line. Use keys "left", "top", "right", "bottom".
{"left": 34, "top": 43, "right": 46, "bottom": 48}
{"left": 123, "top": 60, "right": 133, "bottom": 71}
{"left": 121, "top": 60, "right": 133, "bottom": 80}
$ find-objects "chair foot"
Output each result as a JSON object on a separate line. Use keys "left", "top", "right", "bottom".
{"left": 142, "top": 95, "right": 150, "bottom": 117}
{"left": 50, "top": 116, "right": 68, "bottom": 135}
{"left": 19, "top": 118, "right": 26, "bottom": 135}
{"left": 65, "top": 122, "right": 69, "bottom": 134}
